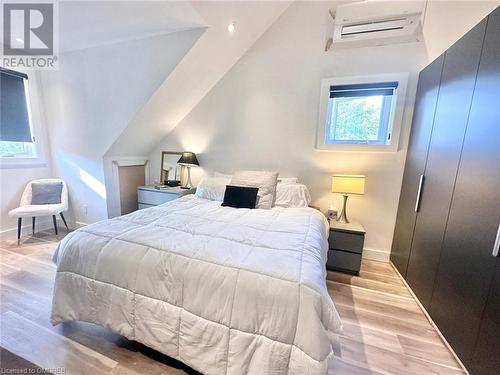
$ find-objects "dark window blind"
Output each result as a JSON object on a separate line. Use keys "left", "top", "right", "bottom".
{"left": 330, "top": 81, "right": 399, "bottom": 98}
{"left": 0, "top": 68, "right": 32, "bottom": 142}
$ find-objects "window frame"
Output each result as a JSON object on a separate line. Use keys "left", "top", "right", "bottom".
{"left": 0, "top": 70, "right": 48, "bottom": 169}
{"left": 316, "top": 73, "right": 409, "bottom": 152}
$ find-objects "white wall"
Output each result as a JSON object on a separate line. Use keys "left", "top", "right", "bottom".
{"left": 149, "top": 1, "right": 428, "bottom": 258}
{"left": 39, "top": 29, "right": 203, "bottom": 225}
{"left": 423, "top": 0, "right": 500, "bottom": 65}
{"left": 106, "top": 1, "right": 291, "bottom": 158}
{"left": 103, "top": 1, "right": 291, "bottom": 218}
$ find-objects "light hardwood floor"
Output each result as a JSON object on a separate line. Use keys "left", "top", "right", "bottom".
{"left": 0, "top": 230, "right": 466, "bottom": 375}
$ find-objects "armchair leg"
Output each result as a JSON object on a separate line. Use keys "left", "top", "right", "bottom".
{"left": 17, "top": 218, "right": 22, "bottom": 242}
{"left": 52, "top": 215, "right": 58, "bottom": 235}
{"left": 32, "top": 217, "right": 36, "bottom": 235}
{"left": 60, "top": 213, "right": 69, "bottom": 231}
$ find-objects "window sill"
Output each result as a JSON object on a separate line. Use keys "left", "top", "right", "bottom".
{"left": 0, "top": 157, "right": 47, "bottom": 169}
{"left": 316, "top": 143, "right": 399, "bottom": 153}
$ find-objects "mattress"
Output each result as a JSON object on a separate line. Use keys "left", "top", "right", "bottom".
{"left": 51, "top": 195, "right": 342, "bottom": 374}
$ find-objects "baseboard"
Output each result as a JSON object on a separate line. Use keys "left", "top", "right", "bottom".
{"left": 0, "top": 218, "right": 88, "bottom": 238}
{"left": 0, "top": 218, "right": 53, "bottom": 237}
{"left": 362, "top": 247, "right": 390, "bottom": 262}
{"left": 74, "top": 221, "right": 88, "bottom": 228}
{"left": 389, "top": 261, "right": 470, "bottom": 375}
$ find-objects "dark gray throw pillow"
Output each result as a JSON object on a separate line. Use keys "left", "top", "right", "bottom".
{"left": 31, "top": 182, "right": 63, "bottom": 205}
{"left": 221, "top": 185, "right": 259, "bottom": 209}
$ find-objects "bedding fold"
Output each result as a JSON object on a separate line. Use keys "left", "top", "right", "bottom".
{"left": 51, "top": 195, "right": 342, "bottom": 375}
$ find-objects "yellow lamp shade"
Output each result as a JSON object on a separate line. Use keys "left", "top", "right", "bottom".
{"left": 332, "top": 174, "right": 365, "bottom": 195}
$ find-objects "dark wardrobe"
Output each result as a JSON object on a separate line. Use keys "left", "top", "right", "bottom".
{"left": 391, "top": 6, "right": 500, "bottom": 374}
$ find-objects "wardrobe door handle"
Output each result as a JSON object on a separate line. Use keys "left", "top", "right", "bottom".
{"left": 414, "top": 175, "right": 424, "bottom": 213}
{"left": 493, "top": 222, "right": 500, "bottom": 257}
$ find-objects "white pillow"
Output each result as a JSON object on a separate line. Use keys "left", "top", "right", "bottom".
{"left": 230, "top": 170, "right": 279, "bottom": 209}
{"left": 214, "top": 171, "right": 233, "bottom": 179}
{"left": 216, "top": 172, "right": 296, "bottom": 183}
{"left": 277, "top": 177, "right": 298, "bottom": 184}
{"left": 195, "top": 177, "right": 231, "bottom": 201}
{"left": 275, "top": 183, "right": 311, "bottom": 208}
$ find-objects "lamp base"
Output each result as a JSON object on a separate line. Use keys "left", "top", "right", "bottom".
{"left": 181, "top": 166, "right": 193, "bottom": 189}
{"left": 336, "top": 194, "right": 350, "bottom": 224}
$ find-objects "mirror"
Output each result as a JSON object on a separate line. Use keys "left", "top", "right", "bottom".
{"left": 160, "top": 151, "right": 183, "bottom": 184}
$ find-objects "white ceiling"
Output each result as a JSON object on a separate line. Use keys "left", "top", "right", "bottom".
{"left": 106, "top": 0, "right": 292, "bottom": 156}
{"left": 51, "top": 0, "right": 292, "bottom": 157}
{"left": 59, "top": 1, "right": 207, "bottom": 52}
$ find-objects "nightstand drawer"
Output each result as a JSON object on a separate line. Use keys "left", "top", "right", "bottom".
{"left": 327, "top": 249, "right": 361, "bottom": 274}
{"left": 138, "top": 189, "right": 177, "bottom": 206}
{"left": 328, "top": 230, "right": 364, "bottom": 253}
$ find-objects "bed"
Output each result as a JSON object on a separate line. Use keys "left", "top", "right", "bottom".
{"left": 51, "top": 194, "right": 342, "bottom": 374}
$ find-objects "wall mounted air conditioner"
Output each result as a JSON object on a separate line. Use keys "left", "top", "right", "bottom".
{"left": 331, "top": 0, "right": 424, "bottom": 48}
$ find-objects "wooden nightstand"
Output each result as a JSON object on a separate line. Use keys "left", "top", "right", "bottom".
{"left": 326, "top": 221, "right": 365, "bottom": 274}
{"left": 137, "top": 186, "right": 195, "bottom": 209}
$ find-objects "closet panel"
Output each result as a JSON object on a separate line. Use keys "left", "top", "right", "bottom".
{"left": 430, "top": 7, "right": 500, "bottom": 364}
{"left": 405, "top": 19, "right": 487, "bottom": 308}
{"left": 390, "top": 56, "right": 444, "bottom": 276}
{"left": 471, "top": 260, "right": 500, "bottom": 375}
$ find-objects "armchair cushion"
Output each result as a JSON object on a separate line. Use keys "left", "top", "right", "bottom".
{"left": 9, "top": 204, "right": 65, "bottom": 217}
{"left": 31, "top": 182, "right": 63, "bottom": 204}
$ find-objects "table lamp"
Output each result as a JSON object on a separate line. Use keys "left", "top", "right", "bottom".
{"left": 177, "top": 152, "right": 199, "bottom": 189}
{"left": 332, "top": 174, "right": 365, "bottom": 224}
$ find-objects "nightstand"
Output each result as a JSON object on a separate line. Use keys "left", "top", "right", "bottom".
{"left": 326, "top": 221, "right": 365, "bottom": 274}
{"left": 137, "top": 186, "right": 195, "bottom": 209}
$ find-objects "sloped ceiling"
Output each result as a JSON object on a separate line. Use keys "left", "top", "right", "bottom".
{"left": 59, "top": 0, "right": 207, "bottom": 52}
{"left": 40, "top": 1, "right": 210, "bottom": 223}
{"left": 106, "top": 0, "right": 292, "bottom": 157}
{"left": 422, "top": 0, "right": 500, "bottom": 64}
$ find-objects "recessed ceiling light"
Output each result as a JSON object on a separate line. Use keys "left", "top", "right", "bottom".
{"left": 15, "top": 37, "right": 23, "bottom": 43}
{"left": 228, "top": 22, "right": 235, "bottom": 33}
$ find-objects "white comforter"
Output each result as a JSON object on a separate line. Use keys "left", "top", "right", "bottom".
{"left": 51, "top": 195, "right": 342, "bottom": 374}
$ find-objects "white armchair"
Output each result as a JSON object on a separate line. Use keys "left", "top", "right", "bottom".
{"left": 8, "top": 178, "right": 69, "bottom": 240}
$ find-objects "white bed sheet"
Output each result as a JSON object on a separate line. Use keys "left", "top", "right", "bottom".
{"left": 51, "top": 195, "right": 342, "bottom": 374}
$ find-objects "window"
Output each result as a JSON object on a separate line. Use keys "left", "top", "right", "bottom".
{"left": 327, "top": 82, "right": 397, "bottom": 145}
{"left": 0, "top": 67, "right": 37, "bottom": 158}
{"left": 317, "top": 74, "right": 408, "bottom": 152}
{"left": 0, "top": 140, "right": 36, "bottom": 157}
